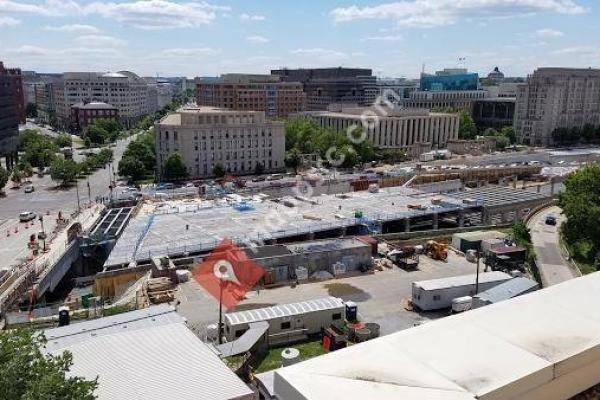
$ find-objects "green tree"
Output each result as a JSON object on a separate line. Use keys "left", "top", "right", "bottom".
{"left": 482, "top": 128, "right": 499, "bottom": 137}
{"left": 285, "top": 148, "right": 302, "bottom": 174}
{"left": 458, "top": 111, "right": 477, "bottom": 140}
{"left": 21, "top": 162, "right": 33, "bottom": 178}
{"left": 118, "top": 156, "right": 147, "bottom": 182}
{"left": 559, "top": 164, "right": 600, "bottom": 268}
{"left": 0, "top": 329, "right": 97, "bottom": 400}
{"left": 162, "top": 152, "right": 187, "bottom": 180}
{"left": 494, "top": 135, "right": 510, "bottom": 150}
{"left": 254, "top": 162, "right": 265, "bottom": 175}
{"left": 94, "top": 120, "right": 121, "bottom": 142}
{"left": 20, "top": 130, "right": 58, "bottom": 168}
{"left": 582, "top": 124, "right": 596, "bottom": 143}
{"left": 11, "top": 168, "right": 22, "bottom": 185}
{"left": 0, "top": 166, "right": 8, "bottom": 193}
{"left": 55, "top": 134, "right": 73, "bottom": 148}
{"left": 212, "top": 163, "right": 226, "bottom": 178}
{"left": 25, "top": 102, "right": 37, "bottom": 118}
{"left": 85, "top": 125, "right": 108, "bottom": 146}
{"left": 500, "top": 126, "right": 517, "bottom": 144}
{"left": 97, "top": 148, "right": 114, "bottom": 166}
{"left": 50, "top": 158, "right": 80, "bottom": 187}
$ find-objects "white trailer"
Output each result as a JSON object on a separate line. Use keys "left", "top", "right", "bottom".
{"left": 412, "top": 271, "right": 512, "bottom": 311}
{"left": 223, "top": 297, "right": 345, "bottom": 345}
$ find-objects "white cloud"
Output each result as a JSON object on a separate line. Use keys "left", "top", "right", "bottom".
{"left": 535, "top": 28, "right": 564, "bottom": 38}
{"left": 161, "top": 47, "right": 221, "bottom": 58}
{"left": 552, "top": 46, "right": 600, "bottom": 56}
{"left": 246, "top": 35, "right": 269, "bottom": 44}
{"left": 0, "top": 0, "right": 82, "bottom": 17}
{"left": 331, "top": 0, "right": 587, "bottom": 27}
{"left": 45, "top": 24, "right": 100, "bottom": 34}
{"left": 7, "top": 45, "right": 52, "bottom": 56}
{"left": 240, "top": 13, "right": 265, "bottom": 21}
{"left": 74, "top": 35, "right": 126, "bottom": 47}
{"left": 0, "top": 15, "right": 20, "bottom": 26}
{"left": 291, "top": 48, "right": 349, "bottom": 60}
{"left": 362, "top": 34, "right": 403, "bottom": 42}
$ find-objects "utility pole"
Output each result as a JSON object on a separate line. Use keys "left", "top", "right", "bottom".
{"left": 475, "top": 251, "right": 481, "bottom": 295}
{"left": 218, "top": 279, "right": 224, "bottom": 344}
{"left": 39, "top": 215, "right": 46, "bottom": 252}
{"left": 75, "top": 180, "right": 81, "bottom": 212}
{"left": 87, "top": 180, "right": 91, "bottom": 205}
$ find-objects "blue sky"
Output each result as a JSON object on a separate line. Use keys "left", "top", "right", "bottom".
{"left": 0, "top": 0, "right": 598, "bottom": 78}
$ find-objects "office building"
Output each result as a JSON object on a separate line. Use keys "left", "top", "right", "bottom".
{"left": 420, "top": 68, "right": 480, "bottom": 91}
{"left": 155, "top": 106, "right": 285, "bottom": 178}
{"left": 70, "top": 101, "right": 119, "bottom": 133}
{"left": 376, "top": 78, "right": 419, "bottom": 104}
{"left": 514, "top": 68, "right": 600, "bottom": 146}
{"left": 487, "top": 66, "right": 506, "bottom": 82}
{"left": 272, "top": 67, "right": 377, "bottom": 110}
{"left": 35, "top": 82, "right": 57, "bottom": 124}
{"left": 196, "top": 74, "right": 306, "bottom": 118}
{"left": 472, "top": 98, "right": 516, "bottom": 130}
{"left": 53, "top": 71, "right": 150, "bottom": 129}
{"left": 144, "top": 77, "right": 175, "bottom": 112}
{"left": 302, "top": 104, "right": 459, "bottom": 151}
{"left": 402, "top": 90, "right": 489, "bottom": 111}
{"left": 0, "top": 61, "right": 21, "bottom": 170}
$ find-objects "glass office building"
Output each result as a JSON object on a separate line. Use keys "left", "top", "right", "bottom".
{"left": 420, "top": 72, "right": 480, "bottom": 91}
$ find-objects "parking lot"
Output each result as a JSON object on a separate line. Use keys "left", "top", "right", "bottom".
{"left": 176, "top": 250, "right": 481, "bottom": 337}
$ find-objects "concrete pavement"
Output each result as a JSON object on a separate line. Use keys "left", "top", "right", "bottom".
{"left": 528, "top": 205, "right": 579, "bottom": 287}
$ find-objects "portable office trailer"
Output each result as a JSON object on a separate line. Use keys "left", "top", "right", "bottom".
{"left": 471, "top": 277, "right": 539, "bottom": 309}
{"left": 411, "top": 271, "right": 512, "bottom": 311}
{"left": 223, "top": 297, "right": 346, "bottom": 345}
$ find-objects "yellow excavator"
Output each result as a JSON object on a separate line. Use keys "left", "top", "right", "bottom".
{"left": 425, "top": 240, "right": 448, "bottom": 262}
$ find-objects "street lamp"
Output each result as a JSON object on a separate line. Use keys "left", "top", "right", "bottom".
{"left": 87, "top": 180, "right": 91, "bottom": 205}
{"left": 39, "top": 215, "right": 46, "bottom": 252}
{"left": 75, "top": 180, "right": 81, "bottom": 212}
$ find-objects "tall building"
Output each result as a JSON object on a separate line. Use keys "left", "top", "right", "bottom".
{"left": 35, "top": 81, "right": 57, "bottom": 124}
{"left": 487, "top": 66, "right": 505, "bottom": 83}
{"left": 401, "top": 90, "right": 489, "bottom": 111}
{"left": 420, "top": 68, "right": 480, "bottom": 91}
{"left": 155, "top": 106, "right": 285, "bottom": 178}
{"left": 195, "top": 74, "right": 306, "bottom": 118}
{"left": 53, "top": 71, "right": 150, "bottom": 129}
{"left": 514, "top": 68, "right": 600, "bottom": 146}
{"left": 272, "top": 67, "right": 377, "bottom": 111}
{"left": 376, "top": 78, "right": 419, "bottom": 104}
{"left": 0, "top": 61, "right": 20, "bottom": 169}
{"left": 302, "top": 105, "right": 459, "bottom": 151}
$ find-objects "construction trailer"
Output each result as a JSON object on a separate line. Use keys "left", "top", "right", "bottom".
{"left": 485, "top": 245, "right": 527, "bottom": 272}
{"left": 223, "top": 297, "right": 346, "bottom": 346}
{"left": 471, "top": 277, "right": 539, "bottom": 309}
{"left": 451, "top": 230, "right": 507, "bottom": 253}
{"left": 411, "top": 271, "right": 512, "bottom": 311}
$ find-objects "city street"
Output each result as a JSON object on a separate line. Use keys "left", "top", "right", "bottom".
{"left": 528, "top": 205, "right": 579, "bottom": 287}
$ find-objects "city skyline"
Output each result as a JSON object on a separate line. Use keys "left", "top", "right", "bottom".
{"left": 0, "top": 0, "right": 598, "bottom": 78}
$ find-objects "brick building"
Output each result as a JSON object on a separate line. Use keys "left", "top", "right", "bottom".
{"left": 0, "top": 61, "right": 21, "bottom": 170}
{"left": 70, "top": 101, "right": 119, "bottom": 133}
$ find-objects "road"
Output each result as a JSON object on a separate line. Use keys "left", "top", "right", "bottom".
{"left": 0, "top": 134, "right": 135, "bottom": 269}
{"left": 528, "top": 205, "right": 579, "bottom": 287}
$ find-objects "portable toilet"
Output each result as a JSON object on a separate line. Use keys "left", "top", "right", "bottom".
{"left": 58, "top": 306, "right": 70, "bottom": 326}
{"left": 345, "top": 301, "right": 358, "bottom": 322}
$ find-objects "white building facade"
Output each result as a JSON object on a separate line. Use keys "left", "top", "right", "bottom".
{"left": 155, "top": 106, "right": 285, "bottom": 178}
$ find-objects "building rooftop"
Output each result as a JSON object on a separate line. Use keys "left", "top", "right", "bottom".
{"left": 45, "top": 305, "right": 254, "bottom": 400}
{"left": 473, "top": 277, "right": 538, "bottom": 304}
{"left": 273, "top": 272, "right": 600, "bottom": 400}
{"left": 414, "top": 271, "right": 511, "bottom": 291}
{"left": 72, "top": 101, "right": 117, "bottom": 110}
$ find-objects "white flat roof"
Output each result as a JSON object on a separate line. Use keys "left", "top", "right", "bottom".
{"left": 414, "top": 271, "right": 511, "bottom": 291}
{"left": 274, "top": 273, "right": 600, "bottom": 400}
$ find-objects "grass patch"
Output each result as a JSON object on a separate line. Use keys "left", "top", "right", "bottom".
{"left": 254, "top": 340, "right": 325, "bottom": 374}
{"left": 102, "top": 305, "right": 131, "bottom": 317}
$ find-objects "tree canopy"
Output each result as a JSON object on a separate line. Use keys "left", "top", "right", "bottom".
{"left": 559, "top": 164, "right": 600, "bottom": 271}
{"left": 118, "top": 131, "right": 156, "bottom": 182}
{"left": 20, "top": 129, "right": 59, "bottom": 169}
{"left": 50, "top": 158, "right": 80, "bottom": 187}
{"left": 162, "top": 152, "right": 187, "bottom": 181}
{"left": 212, "top": 163, "right": 226, "bottom": 178}
{"left": 0, "top": 166, "right": 8, "bottom": 192}
{"left": 0, "top": 329, "right": 97, "bottom": 400}
{"left": 458, "top": 111, "right": 477, "bottom": 140}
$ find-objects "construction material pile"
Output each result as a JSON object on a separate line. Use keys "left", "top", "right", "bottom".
{"left": 146, "top": 277, "right": 176, "bottom": 304}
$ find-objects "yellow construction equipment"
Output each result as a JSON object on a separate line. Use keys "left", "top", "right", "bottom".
{"left": 425, "top": 240, "right": 448, "bottom": 262}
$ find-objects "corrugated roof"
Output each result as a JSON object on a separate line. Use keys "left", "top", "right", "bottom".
{"left": 473, "top": 277, "right": 538, "bottom": 304}
{"left": 216, "top": 321, "right": 269, "bottom": 357}
{"left": 225, "top": 297, "right": 344, "bottom": 326}
{"left": 45, "top": 307, "right": 254, "bottom": 400}
{"left": 273, "top": 273, "right": 600, "bottom": 400}
{"left": 414, "top": 271, "right": 511, "bottom": 291}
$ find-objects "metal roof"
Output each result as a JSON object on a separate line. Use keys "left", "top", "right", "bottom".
{"left": 225, "top": 297, "right": 344, "bottom": 326}
{"left": 216, "top": 321, "right": 269, "bottom": 357}
{"left": 473, "top": 277, "right": 538, "bottom": 304}
{"left": 414, "top": 271, "right": 511, "bottom": 291}
{"left": 274, "top": 272, "right": 600, "bottom": 400}
{"left": 46, "top": 308, "right": 254, "bottom": 400}
{"left": 449, "top": 186, "right": 548, "bottom": 208}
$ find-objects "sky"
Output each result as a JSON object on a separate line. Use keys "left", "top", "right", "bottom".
{"left": 0, "top": 0, "right": 598, "bottom": 79}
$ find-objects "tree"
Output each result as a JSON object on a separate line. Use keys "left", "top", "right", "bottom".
{"left": 97, "top": 148, "right": 114, "bottom": 165}
{"left": 21, "top": 162, "right": 33, "bottom": 178}
{"left": 50, "top": 158, "right": 80, "bottom": 187}
{"left": 0, "top": 166, "right": 8, "bottom": 193}
{"left": 458, "top": 111, "right": 477, "bottom": 140}
{"left": 25, "top": 102, "right": 37, "bottom": 118}
{"left": 500, "top": 126, "right": 517, "bottom": 144}
{"left": 582, "top": 124, "right": 596, "bottom": 143}
{"left": 285, "top": 148, "right": 302, "bottom": 174}
{"left": 55, "top": 134, "right": 72, "bottom": 148}
{"left": 254, "top": 162, "right": 265, "bottom": 175}
{"left": 212, "top": 163, "right": 226, "bottom": 178}
{"left": 94, "top": 120, "right": 121, "bottom": 142}
{"left": 482, "top": 128, "right": 499, "bottom": 137}
{"left": 494, "top": 135, "right": 510, "bottom": 150}
{"left": 85, "top": 125, "right": 108, "bottom": 146}
{"left": 559, "top": 164, "right": 600, "bottom": 267}
{"left": 20, "top": 130, "right": 58, "bottom": 168}
{"left": 118, "top": 156, "right": 147, "bottom": 182}
{"left": 11, "top": 168, "right": 22, "bottom": 185}
{"left": 0, "top": 329, "right": 97, "bottom": 400}
{"left": 162, "top": 152, "right": 187, "bottom": 180}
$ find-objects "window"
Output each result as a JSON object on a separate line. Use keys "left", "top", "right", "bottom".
{"left": 280, "top": 321, "right": 291, "bottom": 330}
{"left": 332, "top": 313, "right": 342, "bottom": 321}
{"left": 433, "top": 295, "right": 441, "bottom": 301}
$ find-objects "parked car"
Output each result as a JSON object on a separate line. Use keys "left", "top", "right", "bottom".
{"left": 19, "top": 211, "right": 37, "bottom": 222}
{"left": 545, "top": 214, "right": 557, "bottom": 226}
{"left": 24, "top": 185, "right": 35, "bottom": 193}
